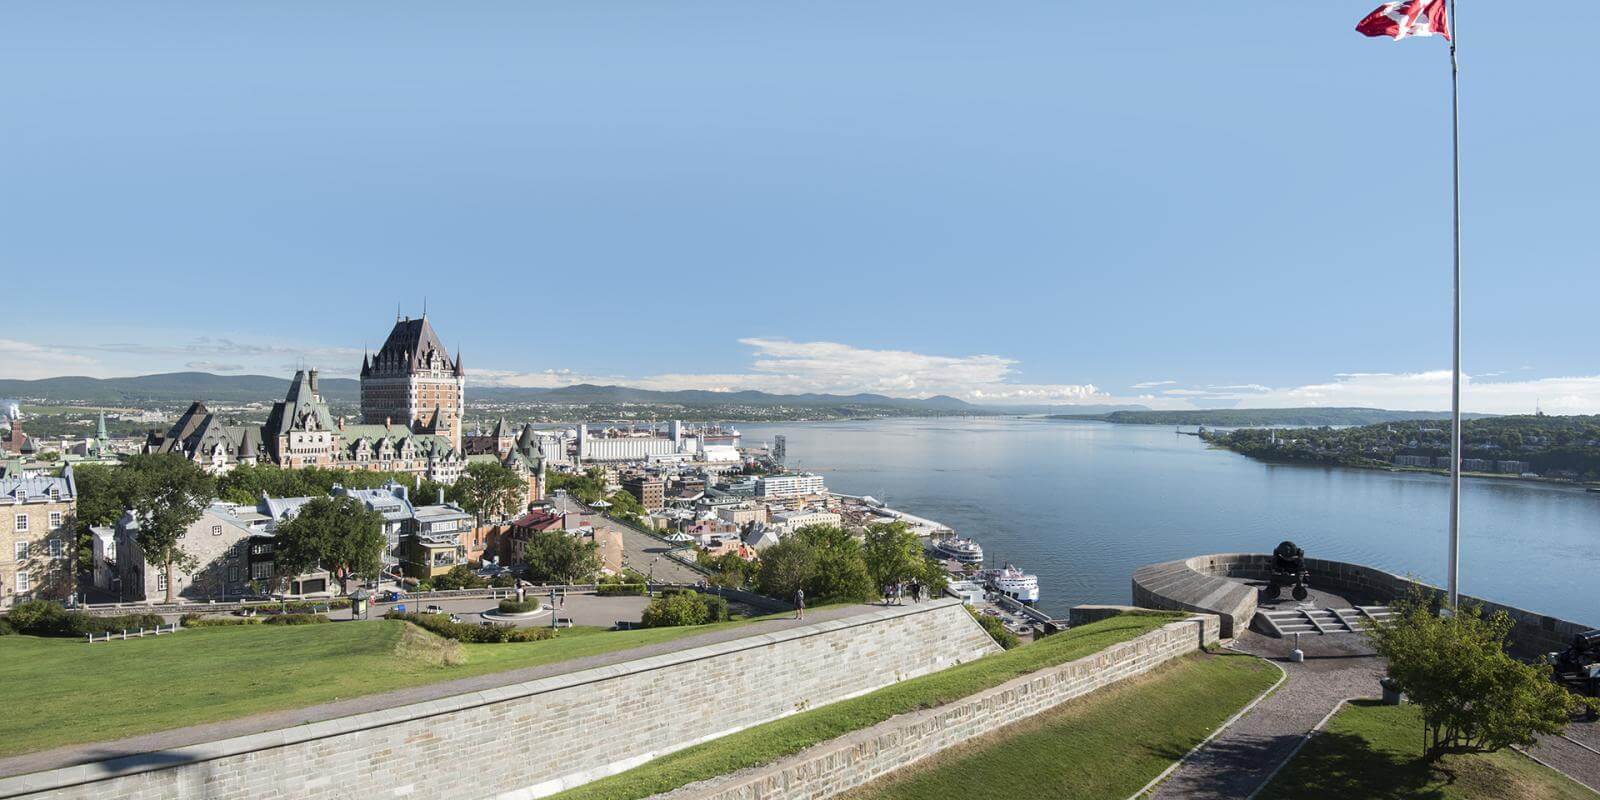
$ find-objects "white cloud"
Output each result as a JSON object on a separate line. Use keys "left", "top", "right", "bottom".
{"left": 1230, "top": 371, "right": 1600, "bottom": 414}
{"left": 0, "top": 339, "right": 106, "bottom": 379}
{"left": 1130, "top": 380, "right": 1177, "bottom": 389}
{"left": 475, "top": 338, "right": 1111, "bottom": 406}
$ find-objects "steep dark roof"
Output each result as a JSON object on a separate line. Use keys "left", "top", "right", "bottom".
{"left": 372, "top": 316, "right": 454, "bottom": 374}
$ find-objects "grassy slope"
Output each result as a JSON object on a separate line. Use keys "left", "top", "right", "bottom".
{"left": 1263, "top": 700, "right": 1595, "bottom": 800}
{"left": 0, "top": 619, "right": 746, "bottom": 758}
{"left": 845, "top": 652, "right": 1278, "bottom": 800}
{"left": 551, "top": 612, "right": 1185, "bottom": 800}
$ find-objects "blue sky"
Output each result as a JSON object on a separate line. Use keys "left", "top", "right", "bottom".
{"left": 3, "top": 3, "right": 1597, "bottom": 412}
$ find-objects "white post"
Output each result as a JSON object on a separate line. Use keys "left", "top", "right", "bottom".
{"left": 1446, "top": 0, "right": 1463, "bottom": 611}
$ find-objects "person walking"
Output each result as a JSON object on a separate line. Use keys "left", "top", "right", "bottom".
{"left": 795, "top": 588, "right": 805, "bottom": 620}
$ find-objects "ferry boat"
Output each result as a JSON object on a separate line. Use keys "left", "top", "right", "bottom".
{"left": 932, "top": 536, "right": 985, "bottom": 565}
{"left": 982, "top": 564, "right": 1041, "bottom": 604}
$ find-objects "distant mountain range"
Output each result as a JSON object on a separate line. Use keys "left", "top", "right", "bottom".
{"left": 1054, "top": 407, "right": 1497, "bottom": 427}
{"left": 0, "top": 373, "right": 1000, "bottom": 414}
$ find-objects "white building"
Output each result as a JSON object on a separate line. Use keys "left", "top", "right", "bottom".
{"left": 756, "top": 472, "right": 827, "bottom": 499}
{"left": 771, "top": 508, "right": 842, "bottom": 533}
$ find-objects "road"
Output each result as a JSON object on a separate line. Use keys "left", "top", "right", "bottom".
{"left": 547, "top": 493, "right": 706, "bottom": 584}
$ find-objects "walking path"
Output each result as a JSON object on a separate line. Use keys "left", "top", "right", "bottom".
{"left": 0, "top": 603, "right": 873, "bottom": 780}
{"left": 1525, "top": 717, "right": 1600, "bottom": 792}
{"left": 1149, "top": 632, "right": 1384, "bottom": 799}
{"left": 548, "top": 493, "right": 706, "bottom": 583}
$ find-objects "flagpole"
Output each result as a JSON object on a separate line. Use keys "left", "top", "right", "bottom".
{"left": 1446, "top": 0, "right": 1462, "bottom": 610}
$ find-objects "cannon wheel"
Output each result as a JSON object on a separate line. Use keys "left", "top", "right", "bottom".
{"left": 1292, "top": 585, "right": 1309, "bottom": 601}
{"left": 1264, "top": 584, "right": 1281, "bottom": 600}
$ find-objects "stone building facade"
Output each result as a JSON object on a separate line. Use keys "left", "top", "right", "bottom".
{"left": 0, "top": 465, "right": 77, "bottom": 609}
{"left": 360, "top": 314, "right": 465, "bottom": 453}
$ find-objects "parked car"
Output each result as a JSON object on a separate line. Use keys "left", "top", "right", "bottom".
{"left": 379, "top": 590, "right": 405, "bottom": 603}
{"left": 424, "top": 604, "right": 446, "bottom": 614}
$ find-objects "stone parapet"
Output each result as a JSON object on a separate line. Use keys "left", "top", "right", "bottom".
{"left": 0, "top": 600, "right": 998, "bottom": 800}
{"left": 657, "top": 613, "right": 1221, "bottom": 800}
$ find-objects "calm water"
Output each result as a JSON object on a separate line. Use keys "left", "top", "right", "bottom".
{"left": 739, "top": 417, "right": 1600, "bottom": 624}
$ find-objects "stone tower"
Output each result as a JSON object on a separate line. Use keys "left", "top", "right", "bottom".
{"left": 360, "top": 314, "right": 465, "bottom": 451}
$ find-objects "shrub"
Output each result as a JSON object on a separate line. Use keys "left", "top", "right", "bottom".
{"left": 263, "top": 613, "right": 330, "bottom": 625}
{"left": 434, "top": 565, "right": 489, "bottom": 591}
{"left": 385, "top": 611, "right": 556, "bottom": 643}
{"left": 181, "top": 614, "right": 261, "bottom": 627}
{"left": 496, "top": 598, "right": 542, "bottom": 615}
{"left": 7, "top": 601, "right": 165, "bottom": 637}
{"left": 969, "top": 607, "right": 1021, "bottom": 650}
{"left": 641, "top": 591, "right": 715, "bottom": 628}
{"left": 489, "top": 573, "right": 516, "bottom": 588}
{"left": 0, "top": 617, "right": 14, "bottom": 636}
{"left": 596, "top": 583, "right": 646, "bottom": 596}
{"left": 703, "top": 595, "right": 730, "bottom": 623}
{"left": 276, "top": 599, "right": 350, "bottom": 613}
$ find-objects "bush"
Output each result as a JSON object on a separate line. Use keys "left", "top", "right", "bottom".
{"left": 263, "top": 613, "right": 330, "bottom": 625}
{"left": 181, "top": 614, "right": 261, "bottom": 627}
{"left": 496, "top": 598, "right": 542, "bottom": 615}
{"left": 386, "top": 611, "right": 556, "bottom": 643}
{"left": 0, "top": 617, "right": 14, "bottom": 636}
{"left": 490, "top": 573, "right": 516, "bottom": 588}
{"left": 596, "top": 583, "right": 646, "bottom": 596}
{"left": 6, "top": 601, "right": 165, "bottom": 637}
{"left": 434, "top": 565, "right": 489, "bottom": 591}
{"left": 969, "top": 607, "right": 1021, "bottom": 650}
{"left": 640, "top": 591, "right": 720, "bottom": 628}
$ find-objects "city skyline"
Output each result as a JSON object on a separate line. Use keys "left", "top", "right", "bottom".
{"left": 4, "top": 3, "right": 1598, "bottom": 413}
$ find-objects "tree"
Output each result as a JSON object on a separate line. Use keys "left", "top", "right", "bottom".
{"left": 522, "top": 529, "right": 601, "bottom": 584}
{"left": 862, "top": 522, "right": 922, "bottom": 592}
{"left": 433, "top": 564, "right": 488, "bottom": 590}
{"left": 1368, "top": 588, "right": 1591, "bottom": 758}
{"left": 754, "top": 536, "right": 817, "bottom": 600}
{"left": 753, "top": 525, "right": 875, "bottom": 604}
{"left": 640, "top": 591, "right": 712, "bottom": 628}
{"left": 271, "top": 495, "right": 386, "bottom": 595}
{"left": 451, "top": 461, "right": 526, "bottom": 527}
{"left": 124, "top": 453, "right": 216, "bottom": 604}
{"left": 698, "top": 550, "right": 757, "bottom": 589}
{"left": 72, "top": 462, "right": 136, "bottom": 567}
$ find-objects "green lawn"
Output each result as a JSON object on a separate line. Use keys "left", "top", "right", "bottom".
{"left": 0, "top": 618, "right": 753, "bottom": 757}
{"left": 844, "top": 652, "right": 1279, "bottom": 800}
{"left": 1261, "top": 700, "right": 1596, "bottom": 800}
{"left": 550, "top": 612, "right": 1187, "bottom": 800}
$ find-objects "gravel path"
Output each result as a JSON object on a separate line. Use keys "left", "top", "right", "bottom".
{"left": 1149, "top": 632, "right": 1384, "bottom": 799}
{"left": 1525, "top": 717, "right": 1600, "bottom": 792}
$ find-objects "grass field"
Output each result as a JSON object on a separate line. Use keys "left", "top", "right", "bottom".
{"left": 1262, "top": 700, "right": 1595, "bottom": 800}
{"left": 843, "top": 652, "right": 1279, "bottom": 800}
{"left": 0, "top": 618, "right": 752, "bottom": 758}
{"left": 549, "top": 612, "right": 1186, "bottom": 800}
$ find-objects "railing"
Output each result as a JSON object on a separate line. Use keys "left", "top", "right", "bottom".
{"left": 85, "top": 623, "right": 181, "bottom": 643}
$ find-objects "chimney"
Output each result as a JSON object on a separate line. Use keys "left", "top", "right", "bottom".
{"left": 308, "top": 369, "right": 319, "bottom": 394}
{"left": 438, "top": 487, "right": 445, "bottom": 504}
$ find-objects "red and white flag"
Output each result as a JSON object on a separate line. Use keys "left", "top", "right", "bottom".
{"left": 1356, "top": 0, "right": 1451, "bottom": 41}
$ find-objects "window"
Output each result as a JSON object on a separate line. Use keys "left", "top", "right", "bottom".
{"left": 15, "top": 571, "right": 28, "bottom": 593}
{"left": 250, "top": 562, "right": 272, "bottom": 581}
{"left": 49, "top": 511, "right": 62, "bottom": 528}
{"left": 212, "top": 525, "right": 223, "bottom": 537}
{"left": 13, "top": 541, "right": 26, "bottom": 561}
{"left": 49, "top": 539, "right": 64, "bottom": 559}
{"left": 13, "top": 514, "right": 26, "bottom": 533}
{"left": 156, "top": 571, "right": 168, "bottom": 592}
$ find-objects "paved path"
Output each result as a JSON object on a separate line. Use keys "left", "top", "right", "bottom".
{"left": 0, "top": 603, "right": 875, "bottom": 780}
{"left": 1150, "top": 632, "right": 1384, "bottom": 799}
{"left": 1526, "top": 716, "right": 1600, "bottom": 792}
{"left": 548, "top": 493, "right": 705, "bottom": 584}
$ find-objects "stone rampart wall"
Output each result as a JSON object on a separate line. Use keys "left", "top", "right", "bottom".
{"left": 1133, "top": 553, "right": 1592, "bottom": 655}
{"left": 0, "top": 600, "right": 998, "bottom": 800}
{"left": 657, "top": 614, "right": 1221, "bottom": 800}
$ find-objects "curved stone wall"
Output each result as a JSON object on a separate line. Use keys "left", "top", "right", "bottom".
{"left": 1133, "top": 553, "right": 1593, "bottom": 654}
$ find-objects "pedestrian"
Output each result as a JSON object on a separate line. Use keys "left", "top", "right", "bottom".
{"left": 795, "top": 588, "right": 805, "bottom": 620}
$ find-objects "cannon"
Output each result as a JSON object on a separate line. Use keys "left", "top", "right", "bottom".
{"left": 1548, "top": 629, "right": 1600, "bottom": 714}
{"left": 1264, "top": 540, "right": 1310, "bottom": 601}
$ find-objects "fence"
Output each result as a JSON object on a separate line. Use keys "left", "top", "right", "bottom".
{"left": 84, "top": 623, "right": 180, "bottom": 643}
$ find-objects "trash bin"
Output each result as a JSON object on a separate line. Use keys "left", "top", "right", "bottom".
{"left": 1380, "top": 677, "right": 1403, "bottom": 705}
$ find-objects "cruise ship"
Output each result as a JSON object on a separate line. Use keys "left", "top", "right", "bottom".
{"left": 932, "top": 536, "right": 984, "bottom": 565}
{"left": 982, "top": 564, "right": 1041, "bottom": 604}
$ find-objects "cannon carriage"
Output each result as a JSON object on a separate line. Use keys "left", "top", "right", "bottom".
{"left": 1263, "top": 540, "right": 1310, "bottom": 601}
{"left": 1548, "top": 629, "right": 1600, "bottom": 717}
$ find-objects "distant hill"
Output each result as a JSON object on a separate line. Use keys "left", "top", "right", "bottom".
{"left": 1054, "top": 407, "right": 1497, "bottom": 427}
{"left": 0, "top": 374, "right": 989, "bottom": 414}
{"left": 0, "top": 372, "right": 361, "bottom": 405}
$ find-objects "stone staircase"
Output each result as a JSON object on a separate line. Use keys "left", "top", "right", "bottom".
{"left": 1255, "top": 605, "right": 1393, "bottom": 637}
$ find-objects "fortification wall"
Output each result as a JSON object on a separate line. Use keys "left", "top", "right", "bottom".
{"left": 657, "top": 614, "right": 1221, "bottom": 800}
{"left": 0, "top": 600, "right": 998, "bottom": 800}
{"left": 1133, "top": 553, "right": 1592, "bottom": 655}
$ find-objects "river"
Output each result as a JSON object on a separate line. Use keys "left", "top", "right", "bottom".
{"left": 736, "top": 417, "right": 1599, "bottom": 624}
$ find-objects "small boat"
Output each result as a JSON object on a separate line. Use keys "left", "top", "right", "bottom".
{"left": 981, "top": 563, "right": 1041, "bottom": 604}
{"left": 933, "top": 536, "right": 985, "bottom": 564}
